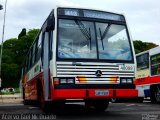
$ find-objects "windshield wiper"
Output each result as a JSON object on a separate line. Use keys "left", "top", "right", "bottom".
{"left": 74, "top": 20, "right": 92, "bottom": 49}
{"left": 99, "top": 28, "right": 104, "bottom": 50}
{"left": 99, "top": 24, "right": 111, "bottom": 50}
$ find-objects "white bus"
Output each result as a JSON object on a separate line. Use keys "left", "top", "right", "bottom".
{"left": 21, "top": 6, "right": 137, "bottom": 111}
{"left": 135, "top": 46, "right": 160, "bottom": 103}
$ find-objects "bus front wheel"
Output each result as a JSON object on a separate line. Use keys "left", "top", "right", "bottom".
{"left": 85, "top": 99, "right": 109, "bottom": 111}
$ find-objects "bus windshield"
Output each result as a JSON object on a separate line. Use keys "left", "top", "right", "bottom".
{"left": 58, "top": 19, "right": 133, "bottom": 61}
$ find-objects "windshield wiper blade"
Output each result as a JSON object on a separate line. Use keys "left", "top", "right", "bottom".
{"left": 74, "top": 20, "right": 92, "bottom": 50}
{"left": 98, "top": 24, "right": 111, "bottom": 50}
{"left": 74, "top": 20, "right": 91, "bottom": 41}
{"left": 99, "top": 28, "right": 104, "bottom": 50}
{"left": 88, "top": 27, "right": 92, "bottom": 50}
{"left": 102, "top": 24, "right": 111, "bottom": 40}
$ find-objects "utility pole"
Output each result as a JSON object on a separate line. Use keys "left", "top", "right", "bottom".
{"left": 0, "top": 0, "right": 7, "bottom": 88}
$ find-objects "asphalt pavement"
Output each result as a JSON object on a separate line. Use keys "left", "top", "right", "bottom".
{"left": 0, "top": 100, "right": 159, "bottom": 120}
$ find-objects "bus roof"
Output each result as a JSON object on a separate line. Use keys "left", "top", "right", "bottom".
{"left": 136, "top": 46, "right": 160, "bottom": 56}
{"left": 55, "top": 5, "right": 125, "bottom": 16}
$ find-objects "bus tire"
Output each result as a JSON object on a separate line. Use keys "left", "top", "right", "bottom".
{"left": 23, "top": 100, "right": 27, "bottom": 105}
{"left": 24, "top": 100, "right": 29, "bottom": 105}
{"left": 94, "top": 100, "right": 109, "bottom": 111}
{"left": 85, "top": 99, "right": 109, "bottom": 112}
{"left": 136, "top": 97, "right": 144, "bottom": 103}
{"left": 37, "top": 80, "right": 53, "bottom": 112}
{"left": 42, "top": 101, "right": 65, "bottom": 113}
{"left": 151, "top": 85, "right": 160, "bottom": 103}
{"left": 111, "top": 98, "right": 125, "bottom": 103}
{"left": 42, "top": 102, "right": 53, "bottom": 113}
{"left": 23, "top": 87, "right": 31, "bottom": 105}
{"left": 37, "top": 80, "right": 45, "bottom": 108}
{"left": 111, "top": 98, "right": 117, "bottom": 103}
{"left": 22, "top": 87, "right": 25, "bottom": 100}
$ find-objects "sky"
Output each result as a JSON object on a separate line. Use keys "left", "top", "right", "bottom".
{"left": 0, "top": 0, "right": 160, "bottom": 45}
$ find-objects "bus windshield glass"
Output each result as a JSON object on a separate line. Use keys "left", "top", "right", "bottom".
{"left": 58, "top": 19, "right": 97, "bottom": 59}
{"left": 58, "top": 19, "right": 133, "bottom": 61}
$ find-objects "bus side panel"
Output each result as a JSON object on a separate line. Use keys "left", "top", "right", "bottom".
{"left": 134, "top": 76, "right": 160, "bottom": 97}
{"left": 23, "top": 71, "right": 54, "bottom": 102}
{"left": 24, "top": 72, "right": 43, "bottom": 101}
{"left": 136, "top": 69, "right": 150, "bottom": 79}
{"left": 49, "top": 73, "right": 54, "bottom": 100}
{"left": 26, "top": 79, "right": 37, "bottom": 100}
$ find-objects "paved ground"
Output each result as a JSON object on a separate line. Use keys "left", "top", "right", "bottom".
{"left": 0, "top": 99, "right": 159, "bottom": 120}
{"left": 0, "top": 94, "right": 22, "bottom": 104}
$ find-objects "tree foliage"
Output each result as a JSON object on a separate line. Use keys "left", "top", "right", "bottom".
{"left": 1, "top": 29, "right": 39, "bottom": 88}
{"left": 133, "top": 40, "right": 158, "bottom": 54}
{"left": 18, "top": 28, "right": 26, "bottom": 39}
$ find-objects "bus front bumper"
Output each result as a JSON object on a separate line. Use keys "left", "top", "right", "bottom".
{"left": 52, "top": 89, "right": 138, "bottom": 100}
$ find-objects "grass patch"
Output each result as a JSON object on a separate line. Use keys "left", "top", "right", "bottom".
{"left": 0, "top": 88, "right": 20, "bottom": 95}
{"left": 0, "top": 91, "right": 15, "bottom": 95}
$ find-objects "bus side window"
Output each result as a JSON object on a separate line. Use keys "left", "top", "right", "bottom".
{"left": 30, "top": 47, "right": 33, "bottom": 67}
{"left": 41, "top": 32, "right": 45, "bottom": 66}
{"left": 151, "top": 53, "right": 160, "bottom": 76}
{"left": 36, "top": 32, "right": 42, "bottom": 62}
{"left": 136, "top": 53, "right": 149, "bottom": 71}
{"left": 24, "top": 60, "right": 27, "bottom": 74}
{"left": 49, "top": 31, "right": 53, "bottom": 60}
{"left": 32, "top": 42, "right": 36, "bottom": 65}
{"left": 28, "top": 51, "right": 32, "bottom": 69}
{"left": 26, "top": 57, "right": 29, "bottom": 71}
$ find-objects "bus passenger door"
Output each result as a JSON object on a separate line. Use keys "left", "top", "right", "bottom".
{"left": 42, "top": 32, "right": 50, "bottom": 101}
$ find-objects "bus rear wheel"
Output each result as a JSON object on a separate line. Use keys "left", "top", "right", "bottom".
{"left": 37, "top": 80, "right": 45, "bottom": 108}
{"left": 37, "top": 87, "right": 53, "bottom": 112}
{"left": 151, "top": 85, "right": 160, "bottom": 103}
{"left": 37, "top": 80, "right": 55, "bottom": 112}
{"left": 24, "top": 100, "right": 31, "bottom": 105}
{"left": 136, "top": 97, "right": 144, "bottom": 103}
{"left": 23, "top": 87, "right": 32, "bottom": 105}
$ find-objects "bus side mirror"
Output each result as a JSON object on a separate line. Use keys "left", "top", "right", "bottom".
{"left": 46, "top": 16, "right": 55, "bottom": 31}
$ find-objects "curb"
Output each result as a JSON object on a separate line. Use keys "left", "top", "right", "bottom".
{"left": 0, "top": 94, "right": 22, "bottom": 99}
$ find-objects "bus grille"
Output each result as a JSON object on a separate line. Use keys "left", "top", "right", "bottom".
{"left": 56, "top": 62, "right": 134, "bottom": 84}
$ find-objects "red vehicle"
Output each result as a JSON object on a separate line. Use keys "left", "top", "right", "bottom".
{"left": 21, "top": 6, "right": 138, "bottom": 111}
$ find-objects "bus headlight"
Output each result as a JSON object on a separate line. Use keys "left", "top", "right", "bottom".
{"left": 60, "top": 78, "right": 67, "bottom": 84}
{"left": 120, "top": 78, "right": 133, "bottom": 84}
{"left": 127, "top": 78, "right": 133, "bottom": 83}
{"left": 121, "top": 78, "right": 127, "bottom": 83}
{"left": 59, "top": 78, "right": 75, "bottom": 84}
{"left": 67, "top": 78, "right": 74, "bottom": 83}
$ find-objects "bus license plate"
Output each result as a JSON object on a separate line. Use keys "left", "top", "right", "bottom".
{"left": 95, "top": 90, "right": 109, "bottom": 96}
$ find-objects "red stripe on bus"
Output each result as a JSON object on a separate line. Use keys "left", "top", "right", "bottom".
{"left": 134, "top": 76, "right": 160, "bottom": 85}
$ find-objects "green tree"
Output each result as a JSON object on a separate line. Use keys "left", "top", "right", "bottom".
{"left": 18, "top": 28, "right": 26, "bottom": 39}
{"left": 133, "top": 40, "right": 158, "bottom": 54}
{"left": 1, "top": 28, "right": 39, "bottom": 88}
{"left": 1, "top": 63, "right": 19, "bottom": 87}
{"left": 14, "top": 29, "right": 39, "bottom": 65}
